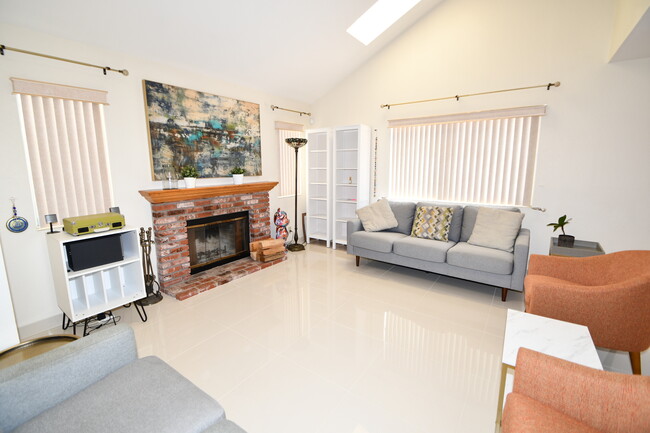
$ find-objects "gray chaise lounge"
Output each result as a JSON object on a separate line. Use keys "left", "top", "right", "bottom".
{"left": 0, "top": 325, "right": 245, "bottom": 433}
{"left": 347, "top": 202, "right": 530, "bottom": 301}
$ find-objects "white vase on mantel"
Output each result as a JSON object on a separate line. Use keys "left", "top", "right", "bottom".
{"left": 232, "top": 174, "right": 244, "bottom": 185}
{"left": 184, "top": 177, "right": 196, "bottom": 188}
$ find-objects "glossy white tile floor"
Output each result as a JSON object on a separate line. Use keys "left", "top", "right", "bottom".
{"left": 48, "top": 244, "right": 527, "bottom": 433}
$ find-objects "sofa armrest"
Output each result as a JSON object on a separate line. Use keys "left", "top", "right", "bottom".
{"left": 0, "top": 324, "right": 138, "bottom": 432}
{"left": 509, "top": 228, "right": 530, "bottom": 291}
{"left": 347, "top": 219, "right": 363, "bottom": 254}
{"left": 505, "top": 348, "right": 650, "bottom": 433}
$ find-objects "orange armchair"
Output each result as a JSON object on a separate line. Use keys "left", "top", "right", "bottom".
{"left": 502, "top": 348, "right": 650, "bottom": 433}
{"left": 524, "top": 250, "right": 650, "bottom": 374}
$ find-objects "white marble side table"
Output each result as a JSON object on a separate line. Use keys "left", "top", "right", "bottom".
{"left": 495, "top": 309, "right": 602, "bottom": 426}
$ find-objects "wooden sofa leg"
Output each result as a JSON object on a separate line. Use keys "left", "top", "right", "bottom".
{"left": 355, "top": 256, "right": 360, "bottom": 267}
{"left": 501, "top": 288, "right": 508, "bottom": 302}
{"left": 630, "top": 351, "right": 642, "bottom": 375}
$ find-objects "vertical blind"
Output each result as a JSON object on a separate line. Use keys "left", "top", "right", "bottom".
{"left": 276, "top": 121, "right": 305, "bottom": 197}
{"left": 11, "top": 78, "right": 113, "bottom": 226}
{"left": 388, "top": 106, "right": 546, "bottom": 206}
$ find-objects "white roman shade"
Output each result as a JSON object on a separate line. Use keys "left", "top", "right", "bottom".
{"left": 11, "top": 78, "right": 113, "bottom": 226}
{"left": 276, "top": 121, "right": 306, "bottom": 197}
{"left": 388, "top": 105, "right": 546, "bottom": 206}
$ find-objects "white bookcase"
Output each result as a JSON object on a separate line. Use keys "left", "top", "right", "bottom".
{"left": 332, "top": 125, "right": 371, "bottom": 248}
{"left": 306, "top": 125, "right": 371, "bottom": 249}
{"left": 306, "top": 128, "right": 332, "bottom": 247}
{"left": 46, "top": 227, "right": 146, "bottom": 323}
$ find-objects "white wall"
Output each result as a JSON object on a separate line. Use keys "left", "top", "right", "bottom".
{"left": 0, "top": 23, "right": 309, "bottom": 337}
{"left": 311, "top": 0, "right": 650, "bottom": 373}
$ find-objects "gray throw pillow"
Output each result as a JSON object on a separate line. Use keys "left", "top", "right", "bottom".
{"left": 356, "top": 198, "right": 399, "bottom": 232}
{"left": 467, "top": 207, "right": 524, "bottom": 252}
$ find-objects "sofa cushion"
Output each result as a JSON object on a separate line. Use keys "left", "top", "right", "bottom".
{"left": 356, "top": 198, "right": 398, "bottom": 232}
{"left": 384, "top": 201, "right": 417, "bottom": 235}
{"left": 468, "top": 207, "right": 524, "bottom": 252}
{"left": 350, "top": 231, "right": 406, "bottom": 253}
{"left": 410, "top": 206, "right": 454, "bottom": 241}
{"left": 447, "top": 242, "right": 514, "bottom": 275}
{"left": 461, "top": 205, "right": 520, "bottom": 242}
{"left": 417, "top": 202, "right": 463, "bottom": 242}
{"left": 393, "top": 236, "right": 456, "bottom": 263}
{"left": 0, "top": 325, "right": 137, "bottom": 433}
{"left": 14, "top": 356, "right": 225, "bottom": 433}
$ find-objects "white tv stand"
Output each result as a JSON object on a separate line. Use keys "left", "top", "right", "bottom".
{"left": 46, "top": 227, "right": 146, "bottom": 335}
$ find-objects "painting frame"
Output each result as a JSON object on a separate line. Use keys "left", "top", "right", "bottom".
{"left": 142, "top": 80, "right": 262, "bottom": 180}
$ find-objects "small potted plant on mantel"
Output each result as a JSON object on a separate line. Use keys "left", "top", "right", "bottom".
{"left": 548, "top": 214, "right": 574, "bottom": 247}
{"left": 180, "top": 165, "right": 199, "bottom": 189}
{"left": 230, "top": 167, "right": 245, "bottom": 185}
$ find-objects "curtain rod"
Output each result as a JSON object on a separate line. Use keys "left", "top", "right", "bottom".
{"left": 271, "top": 105, "right": 311, "bottom": 117}
{"left": 381, "top": 82, "right": 560, "bottom": 109}
{"left": 0, "top": 44, "right": 129, "bottom": 76}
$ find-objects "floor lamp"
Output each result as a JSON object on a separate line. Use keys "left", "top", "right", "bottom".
{"left": 285, "top": 137, "right": 307, "bottom": 252}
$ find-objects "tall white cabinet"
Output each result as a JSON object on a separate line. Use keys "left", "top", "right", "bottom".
{"left": 306, "top": 125, "right": 371, "bottom": 249}
{"left": 46, "top": 227, "right": 146, "bottom": 323}
{"left": 306, "top": 128, "right": 332, "bottom": 247}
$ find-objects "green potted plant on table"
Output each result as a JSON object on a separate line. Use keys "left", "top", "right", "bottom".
{"left": 180, "top": 165, "right": 199, "bottom": 188}
{"left": 230, "top": 167, "right": 245, "bottom": 185}
{"left": 548, "top": 214, "right": 574, "bottom": 247}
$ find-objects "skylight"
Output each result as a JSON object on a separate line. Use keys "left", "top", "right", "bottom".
{"left": 347, "top": 0, "right": 421, "bottom": 45}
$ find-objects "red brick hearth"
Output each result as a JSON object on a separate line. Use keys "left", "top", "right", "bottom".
{"left": 139, "top": 182, "right": 285, "bottom": 300}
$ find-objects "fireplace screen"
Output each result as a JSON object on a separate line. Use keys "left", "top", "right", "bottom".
{"left": 186, "top": 211, "right": 250, "bottom": 274}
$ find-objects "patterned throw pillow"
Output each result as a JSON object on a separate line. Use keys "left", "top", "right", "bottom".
{"left": 410, "top": 206, "right": 455, "bottom": 241}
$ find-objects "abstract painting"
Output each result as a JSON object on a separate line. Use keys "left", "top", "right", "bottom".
{"left": 143, "top": 80, "right": 261, "bottom": 179}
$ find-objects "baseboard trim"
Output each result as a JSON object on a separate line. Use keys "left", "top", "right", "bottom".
{"left": 18, "top": 314, "right": 61, "bottom": 340}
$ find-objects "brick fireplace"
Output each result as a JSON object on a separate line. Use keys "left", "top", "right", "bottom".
{"left": 139, "top": 182, "right": 285, "bottom": 300}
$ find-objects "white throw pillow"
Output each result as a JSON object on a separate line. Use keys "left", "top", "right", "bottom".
{"left": 467, "top": 207, "right": 524, "bottom": 252}
{"left": 356, "top": 199, "right": 399, "bottom": 232}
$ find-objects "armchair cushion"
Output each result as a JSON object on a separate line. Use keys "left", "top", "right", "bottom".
{"left": 503, "top": 393, "right": 601, "bottom": 433}
{"left": 502, "top": 348, "right": 650, "bottom": 433}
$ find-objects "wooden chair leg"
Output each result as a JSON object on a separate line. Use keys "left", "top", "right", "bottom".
{"left": 501, "top": 288, "right": 508, "bottom": 302}
{"left": 355, "top": 256, "right": 360, "bottom": 267}
{"left": 630, "top": 351, "right": 642, "bottom": 375}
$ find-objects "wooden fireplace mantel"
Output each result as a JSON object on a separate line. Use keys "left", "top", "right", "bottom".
{"left": 139, "top": 181, "right": 278, "bottom": 204}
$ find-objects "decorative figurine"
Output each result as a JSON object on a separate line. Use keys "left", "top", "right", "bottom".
{"left": 274, "top": 208, "right": 289, "bottom": 243}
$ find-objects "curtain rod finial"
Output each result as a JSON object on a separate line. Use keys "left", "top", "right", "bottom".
{"left": 121, "top": 69, "right": 129, "bottom": 76}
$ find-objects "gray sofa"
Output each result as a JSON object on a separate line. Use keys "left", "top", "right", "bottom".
{"left": 0, "top": 325, "right": 245, "bottom": 433}
{"left": 347, "top": 202, "right": 530, "bottom": 301}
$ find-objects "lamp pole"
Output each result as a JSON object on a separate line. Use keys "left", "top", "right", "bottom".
{"left": 285, "top": 138, "right": 307, "bottom": 252}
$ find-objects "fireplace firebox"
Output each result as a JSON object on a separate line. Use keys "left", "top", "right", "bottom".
{"left": 186, "top": 211, "right": 250, "bottom": 274}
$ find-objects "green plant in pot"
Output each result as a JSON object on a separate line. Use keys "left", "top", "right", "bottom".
{"left": 547, "top": 215, "right": 574, "bottom": 247}
{"left": 180, "top": 165, "right": 199, "bottom": 188}
{"left": 230, "top": 167, "right": 245, "bottom": 185}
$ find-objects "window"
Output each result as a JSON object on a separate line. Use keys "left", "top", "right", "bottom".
{"left": 12, "top": 78, "right": 114, "bottom": 227}
{"left": 388, "top": 105, "right": 545, "bottom": 206}
{"left": 276, "top": 121, "right": 305, "bottom": 197}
